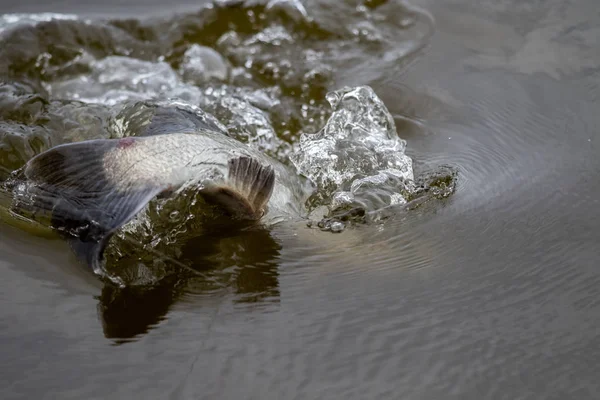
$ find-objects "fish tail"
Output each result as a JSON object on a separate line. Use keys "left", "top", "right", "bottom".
{"left": 23, "top": 139, "right": 165, "bottom": 276}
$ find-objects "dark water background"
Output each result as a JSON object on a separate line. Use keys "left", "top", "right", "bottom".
{"left": 1, "top": 0, "right": 599, "bottom": 399}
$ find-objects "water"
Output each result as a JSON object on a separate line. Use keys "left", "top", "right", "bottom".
{"left": 1, "top": 0, "right": 599, "bottom": 399}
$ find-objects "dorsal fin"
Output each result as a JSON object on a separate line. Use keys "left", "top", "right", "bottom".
{"left": 141, "top": 105, "right": 227, "bottom": 137}
{"left": 199, "top": 156, "right": 275, "bottom": 220}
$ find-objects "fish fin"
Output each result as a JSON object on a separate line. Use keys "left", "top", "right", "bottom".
{"left": 65, "top": 235, "right": 106, "bottom": 273}
{"left": 24, "top": 140, "right": 165, "bottom": 274}
{"left": 142, "top": 105, "right": 228, "bottom": 137}
{"left": 200, "top": 156, "right": 275, "bottom": 220}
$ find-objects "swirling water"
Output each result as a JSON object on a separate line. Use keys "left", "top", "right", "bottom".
{"left": 1, "top": 0, "right": 600, "bottom": 399}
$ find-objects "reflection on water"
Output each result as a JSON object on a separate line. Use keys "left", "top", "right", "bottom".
{"left": 98, "top": 221, "right": 281, "bottom": 342}
{"left": 98, "top": 275, "right": 184, "bottom": 342}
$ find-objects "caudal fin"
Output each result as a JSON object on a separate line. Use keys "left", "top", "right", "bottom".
{"left": 23, "top": 139, "right": 165, "bottom": 275}
{"left": 199, "top": 156, "right": 275, "bottom": 220}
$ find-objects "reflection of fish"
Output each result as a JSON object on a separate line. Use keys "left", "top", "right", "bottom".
{"left": 99, "top": 222, "right": 282, "bottom": 341}
{"left": 20, "top": 108, "right": 307, "bottom": 280}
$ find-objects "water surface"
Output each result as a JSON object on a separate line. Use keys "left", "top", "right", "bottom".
{"left": 1, "top": 0, "right": 599, "bottom": 399}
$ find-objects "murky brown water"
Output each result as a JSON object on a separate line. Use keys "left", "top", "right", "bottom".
{"left": 1, "top": 0, "right": 599, "bottom": 399}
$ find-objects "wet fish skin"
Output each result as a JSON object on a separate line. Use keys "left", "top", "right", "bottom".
{"left": 21, "top": 129, "right": 307, "bottom": 284}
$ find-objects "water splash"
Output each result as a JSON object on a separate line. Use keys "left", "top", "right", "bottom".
{"left": 199, "top": 86, "right": 290, "bottom": 159}
{"left": 179, "top": 44, "right": 230, "bottom": 85}
{"left": 0, "top": 13, "right": 79, "bottom": 35}
{"left": 290, "top": 85, "right": 414, "bottom": 214}
{"left": 49, "top": 56, "right": 185, "bottom": 106}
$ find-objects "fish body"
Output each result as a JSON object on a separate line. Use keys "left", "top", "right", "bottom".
{"left": 20, "top": 123, "right": 310, "bottom": 282}
{"left": 93, "top": 131, "right": 304, "bottom": 220}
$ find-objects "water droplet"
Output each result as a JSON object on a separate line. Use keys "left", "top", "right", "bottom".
{"left": 179, "top": 45, "right": 229, "bottom": 85}
{"left": 330, "top": 221, "right": 345, "bottom": 233}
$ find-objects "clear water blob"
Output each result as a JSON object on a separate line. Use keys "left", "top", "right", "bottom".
{"left": 49, "top": 56, "right": 182, "bottom": 105}
{"left": 290, "top": 85, "right": 414, "bottom": 213}
{"left": 244, "top": 25, "right": 294, "bottom": 47}
{"left": 200, "top": 86, "right": 290, "bottom": 159}
{"left": 0, "top": 13, "right": 79, "bottom": 35}
{"left": 179, "top": 44, "right": 230, "bottom": 85}
{"left": 265, "top": 0, "right": 310, "bottom": 24}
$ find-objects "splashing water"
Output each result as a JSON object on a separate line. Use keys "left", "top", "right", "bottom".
{"left": 290, "top": 85, "right": 415, "bottom": 215}
{"left": 48, "top": 56, "right": 196, "bottom": 106}
{"left": 0, "top": 13, "right": 79, "bottom": 34}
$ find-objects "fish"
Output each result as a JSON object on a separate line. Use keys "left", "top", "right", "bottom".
{"left": 17, "top": 105, "right": 309, "bottom": 281}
